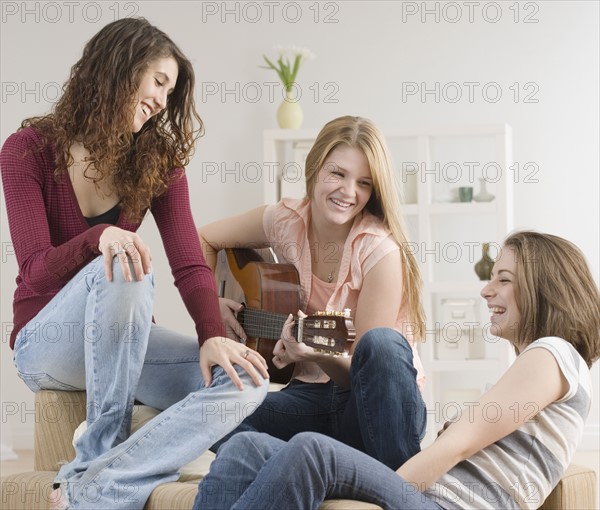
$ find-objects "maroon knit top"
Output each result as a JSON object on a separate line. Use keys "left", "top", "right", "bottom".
{"left": 1, "top": 127, "right": 225, "bottom": 349}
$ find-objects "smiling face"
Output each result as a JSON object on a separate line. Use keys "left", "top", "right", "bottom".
{"left": 311, "top": 145, "right": 373, "bottom": 228}
{"left": 131, "top": 56, "right": 179, "bottom": 133}
{"left": 480, "top": 246, "right": 522, "bottom": 345}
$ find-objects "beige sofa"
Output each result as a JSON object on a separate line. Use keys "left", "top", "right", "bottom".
{"left": 1, "top": 390, "right": 597, "bottom": 510}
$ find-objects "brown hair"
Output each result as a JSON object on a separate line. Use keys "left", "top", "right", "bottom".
{"left": 305, "top": 116, "right": 426, "bottom": 338}
{"left": 22, "top": 17, "right": 202, "bottom": 222}
{"left": 504, "top": 231, "right": 600, "bottom": 367}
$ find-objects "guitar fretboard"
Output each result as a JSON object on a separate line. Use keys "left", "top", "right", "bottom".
{"left": 238, "top": 308, "right": 298, "bottom": 340}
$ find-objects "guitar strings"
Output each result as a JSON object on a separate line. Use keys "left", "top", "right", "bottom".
{"left": 238, "top": 309, "right": 297, "bottom": 340}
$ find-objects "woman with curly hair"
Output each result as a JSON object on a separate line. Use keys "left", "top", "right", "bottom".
{"left": 0, "top": 17, "right": 268, "bottom": 509}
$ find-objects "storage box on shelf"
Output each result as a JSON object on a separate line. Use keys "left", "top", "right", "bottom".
{"left": 263, "top": 125, "right": 515, "bottom": 444}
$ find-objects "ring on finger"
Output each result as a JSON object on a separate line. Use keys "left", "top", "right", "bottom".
{"left": 243, "top": 349, "right": 251, "bottom": 359}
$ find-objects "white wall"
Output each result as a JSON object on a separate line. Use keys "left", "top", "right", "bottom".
{"left": 1, "top": 1, "right": 598, "bottom": 450}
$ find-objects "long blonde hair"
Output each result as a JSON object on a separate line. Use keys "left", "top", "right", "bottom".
{"left": 305, "top": 116, "right": 425, "bottom": 338}
{"left": 505, "top": 231, "right": 600, "bottom": 367}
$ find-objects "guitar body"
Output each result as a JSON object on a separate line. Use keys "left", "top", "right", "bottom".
{"left": 225, "top": 248, "right": 299, "bottom": 383}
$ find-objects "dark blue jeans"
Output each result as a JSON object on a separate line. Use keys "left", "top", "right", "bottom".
{"left": 195, "top": 432, "right": 444, "bottom": 510}
{"left": 211, "top": 327, "right": 426, "bottom": 469}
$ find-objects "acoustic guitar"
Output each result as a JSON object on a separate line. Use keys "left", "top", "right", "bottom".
{"left": 224, "top": 248, "right": 356, "bottom": 384}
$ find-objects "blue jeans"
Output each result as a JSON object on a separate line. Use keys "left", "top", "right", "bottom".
{"left": 195, "top": 432, "right": 445, "bottom": 510}
{"left": 212, "top": 328, "right": 426, "bottom": 469}
{"left": 13, "top": 256, "right": 268, "bottom": 509}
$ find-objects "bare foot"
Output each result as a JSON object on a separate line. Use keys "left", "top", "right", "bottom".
{"left": 48, "top": 486, "right": 68, "bottom": 510}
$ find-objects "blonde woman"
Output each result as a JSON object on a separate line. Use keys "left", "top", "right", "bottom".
{"left": 199, "top": 115, "right": 426, "bottom": 468}
{"left": 196, "top": 231, "right": 600, "bottom": 510}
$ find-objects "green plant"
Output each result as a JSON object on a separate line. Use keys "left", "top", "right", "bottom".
{"left": 261, "top": 46, "right": 316, "bottom": 93}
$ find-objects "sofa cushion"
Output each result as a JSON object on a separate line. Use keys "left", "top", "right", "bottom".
{"left": 144, "top": 481, "right": 198, "bottom": 510}
{"left": 145, "top": 480, "right": 383, "bottom": 510}
{"left": 0, "top": 471, "right": 55, "bottom": 510}
{"left": 0, "top": 471, "right": 383, "bottom": 510}
{"left": 8, "top": 390, "right": 595, "bottom": 510}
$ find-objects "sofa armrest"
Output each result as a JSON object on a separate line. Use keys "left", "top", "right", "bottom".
{"left": 539, "top": 464, "right": 597, "bottom": 510}
{"left": 34, "top": 391, "right": 86, "bottom": 471}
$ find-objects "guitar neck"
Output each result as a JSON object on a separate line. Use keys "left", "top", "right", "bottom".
{"left": 238, "top": 308, "right": 298, "bottom": 340}
{"left": 238, "top": 307, "right": 353, "bottom": 355}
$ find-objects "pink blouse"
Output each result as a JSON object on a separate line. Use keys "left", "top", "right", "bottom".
{"left": 263, "top": 197, "right": 426, "bottom": 391}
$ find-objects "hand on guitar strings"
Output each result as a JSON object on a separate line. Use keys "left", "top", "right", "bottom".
{"left": 272, "top": 311, "right": 315, "bottom": 369}
{"left": 200, "top": 336, "right": 269, "bottom": 391}
{"left": 219, "top": 297, "right": 247, "bottom": 342}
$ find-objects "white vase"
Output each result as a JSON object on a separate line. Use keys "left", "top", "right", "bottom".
{"left": 474, "top": 177, "right": 495, "bottom": 202}
{"left": 276, "top": 91, "right": 303, "bottom": 129}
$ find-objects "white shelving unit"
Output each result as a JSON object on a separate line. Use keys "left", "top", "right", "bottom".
{"left": 263, "top": 125, "right": 515, "bottom": 444}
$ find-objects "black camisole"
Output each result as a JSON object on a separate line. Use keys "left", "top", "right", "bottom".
{"left": 85, "top": 202, "right": 121, "bottom": 227}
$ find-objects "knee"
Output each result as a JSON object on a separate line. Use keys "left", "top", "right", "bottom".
{"left": 287, "top": 432, "right": 335, "bottom": 463}
{"left": 238, "top": 368, "right": 269, "bottom": 401}
{"left": 288, "top": 431, "right": 324, "bottom": 447}
{"left": 102, "top": 256, "right": 155, "bottom": 301}
{"left": 219, "top": 431, "right": 283, "bottom": 461}
{"left": 109, "top": 256, "right": 154, "bottom": 285}
{"left": 206, "top": 367, "right": 269, "bottom": 425}
{"left": 351, "top": 329, "right": 416, "bottom": 382}
{"left": 355, "top": 327, "right": 411, "bottom": 359}
{"left": 87, "top": 255, "right": 154, "bottom": 287}
{"left": 244, "top": 382, "right": 269, "bottom": 418}
{"left": 218, "top": 431, "right": 258, "bottom": 454}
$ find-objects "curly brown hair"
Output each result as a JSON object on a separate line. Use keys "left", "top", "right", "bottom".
{"left": 22, "top": 17, "right": 203, "bottom": 222}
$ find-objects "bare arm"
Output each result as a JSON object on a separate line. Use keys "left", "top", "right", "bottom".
{"left": 198, "top": 205, "right": 270, "bottom": 341}
{"left": 198, "top": 205, "right": 269, "bottom": 272}
{"left": 352, "top": 249, "right": 404, "bottom": 342}
{"left": 396, "top": 346, "right": 569, "bottom": 489}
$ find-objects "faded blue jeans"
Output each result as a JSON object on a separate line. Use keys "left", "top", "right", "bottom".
{"left": 212, "top": 327, "right": 426, "bottom": 469}
{"left": 195, "top": 431, "right": 445, "bottom": 510}
{"left": 13, "top": 256, "right": 268, "bottom": 509}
